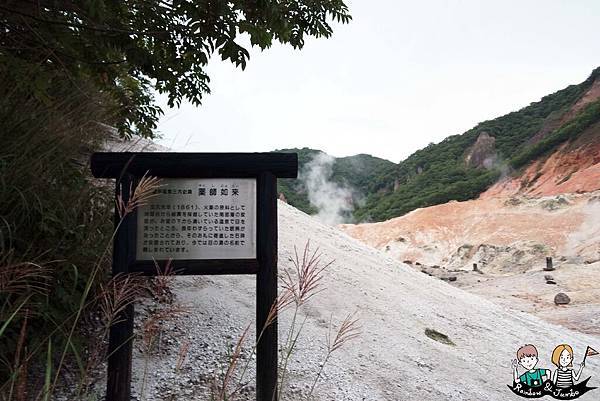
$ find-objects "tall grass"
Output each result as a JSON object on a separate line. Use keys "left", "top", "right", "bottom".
{"left": 0, "top": 70, "right": 140, "bottom": 399}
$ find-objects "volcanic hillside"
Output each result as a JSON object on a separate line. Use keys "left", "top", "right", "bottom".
{"left": 278, "top": 67, "right": 600, "bottom": 223}
{"left": 330, "top": 67, "right": 600, "bottom": 343}
{"left": 338, "top": 101, "right": 600, "bottom": 336}
{"left": 79, "top": 198, "right": 599, "bottom": 401}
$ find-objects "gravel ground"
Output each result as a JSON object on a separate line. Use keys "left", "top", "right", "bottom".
{"left": 77, "top": 201, "right": 599, "bottom": 401}
{"left": 107, "top": 202, "right": 600, "bottom": 401}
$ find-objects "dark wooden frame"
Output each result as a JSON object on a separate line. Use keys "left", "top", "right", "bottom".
{"left": 91, "top": 152, "right": 298, "bottom": 401}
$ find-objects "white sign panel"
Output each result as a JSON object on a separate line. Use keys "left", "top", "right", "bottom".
{"left": 136, "top": 178, "right": 257, "bottom": 260}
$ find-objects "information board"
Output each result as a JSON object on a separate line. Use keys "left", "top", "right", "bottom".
{"left": 136, "top": 178, "right": 257, "bottom": 260}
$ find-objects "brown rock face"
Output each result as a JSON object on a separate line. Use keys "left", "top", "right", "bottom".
{"left": 482, "top": 78, "right": 600, "bottom": 198}
{"left": 481, "top": 133, "right": 600, "bottom": 198}
{"left": 464, "top": 132, "right": 496, "bottom": 168}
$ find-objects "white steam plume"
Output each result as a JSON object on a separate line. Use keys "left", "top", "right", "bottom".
{"left": 563, "top": 198, "right": 600, "bottom": 260}
{"left": 301, "top": 152, "right": 354, "bottom": 225}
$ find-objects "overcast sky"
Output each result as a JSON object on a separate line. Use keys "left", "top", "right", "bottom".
{"left": 155, "top": 0, "right": 600, "bottom": 163}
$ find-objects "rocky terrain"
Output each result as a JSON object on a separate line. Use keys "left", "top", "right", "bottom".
{"left": 340, "top": 178, "right": 600, "bottom": 337}
{"left": 77, "top": 201, "right": 599, "bottom": 401}
{"left": 341, "top": 192, "right": 600, "bottom": 270}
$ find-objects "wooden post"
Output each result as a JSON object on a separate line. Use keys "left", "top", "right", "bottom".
{"left": 256, "top": 171, "right": 278, "bottom": 401}
{"left": 106, "top": 175, "right": 135, "bottom": 401}
{"left": 544, "top": 256, "right": 555, "bottom": 271}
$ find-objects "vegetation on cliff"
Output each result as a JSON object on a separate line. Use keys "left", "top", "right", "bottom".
{"left": 279, "top": 67, "right": 600, "bottom": 222}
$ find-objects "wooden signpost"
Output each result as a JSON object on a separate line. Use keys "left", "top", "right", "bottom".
{"left": 90, "top": 152, "right": 298, "bottom": 401}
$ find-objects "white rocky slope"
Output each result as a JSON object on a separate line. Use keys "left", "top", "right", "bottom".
{"left": 126, "top": 202, "right": 599, "bottom": 401}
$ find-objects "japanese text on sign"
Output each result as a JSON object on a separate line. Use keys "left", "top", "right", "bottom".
{"left": 136, "top": 178, "right": 257, "bottom": 260}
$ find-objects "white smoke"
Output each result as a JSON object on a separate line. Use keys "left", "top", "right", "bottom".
{"left": 482, "top": 154, "right": 513, "bottom": 181}
{"left": 563, "top": 198, "right": 600, "bottom": 260}
{"left": 301, "top": 152, "right": 354, "bottom": 225}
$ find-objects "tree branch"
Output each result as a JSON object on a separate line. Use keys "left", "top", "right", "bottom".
{"left": 0, "top": 5, "right": 167, "bottom": 36}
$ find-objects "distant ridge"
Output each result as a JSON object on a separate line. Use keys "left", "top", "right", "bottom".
{"left": 277, "top": 67, "right": 600, "bottom": 222}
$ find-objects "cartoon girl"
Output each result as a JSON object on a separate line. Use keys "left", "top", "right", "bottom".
{"left": 551, "top": 344, "right": 585, "bottom": 388}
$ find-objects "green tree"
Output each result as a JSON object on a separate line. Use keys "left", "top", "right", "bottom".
{"left": 0, "top": 0, "right": 351, "bottom": 137}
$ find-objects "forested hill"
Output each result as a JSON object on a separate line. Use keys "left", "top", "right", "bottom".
{"left": 277, "top": 66, "right": 600, "bottom": 222}
{"left": 276, "top": 148, "right": 397, "bottom": 215}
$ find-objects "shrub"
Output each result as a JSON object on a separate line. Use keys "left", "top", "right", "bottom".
{"left": 0, "top": 73, "right": 115, "bottom": 398}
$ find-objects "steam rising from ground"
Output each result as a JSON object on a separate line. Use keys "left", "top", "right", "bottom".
{"left": 483, "top": 154, "right": 512, "bottom": 181}
{"left": 563, "top": 198, "right": 600, "bottom": 259}
{"left": 301, "top": 152, "right": 354, "bottom": 225}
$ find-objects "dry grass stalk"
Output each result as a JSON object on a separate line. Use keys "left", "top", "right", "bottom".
{"left": 13, "top": 309, "right": 29, "bottom": 401}
{"left": 215, "top": 325, "right": 251, "bottom": 401}
{"left": 0, "top": 260, "right": 51, "bottom": 296}
{"left": 175, "top": 340, "right": 190, "bottom": 373}
{"left": 141, "top": 304, "right": 190, "bottom": 354}
{"left": 214, "top": 240, "right": 352, "bottom": 401}
{"left": 327, "top": 312, "right": 361, "bottom": 353}
{"left": 278, "top": 241, "right": 334, "bottom": 399}
{"left": 308, "top": 312, "right": 361, "bottom": 398}
{"left": 79, "top": 272, "right": 143, "bottom": 399}
{"left": 98, "top": 273, "right": 144, "bottom": 329}
{"left": 51, "top": 172, "right": 161, "bottom": 394}
{"left": 0, "top": 259, "right": 50, "bottom": 399}
{"left": 116, "top": 173, "right": 161, "bottom": 219}
{"left": 281, "top": 241, "right": 333, "bottom": 307}
{"left": 265, "top": 289, "right": 295, "bottom": 328}
{"left": 139, "top": 304, "right": 190, "bottom": 400}
{"left": 230, "top": 262, "right": 312, "bottom": 396}
{"left": 151, "top": 258, "right": 177, "bottom": 303}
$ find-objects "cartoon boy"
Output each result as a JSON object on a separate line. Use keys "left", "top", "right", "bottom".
{"left": 512, "top": 344, "right": 550, "bottom": 387}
